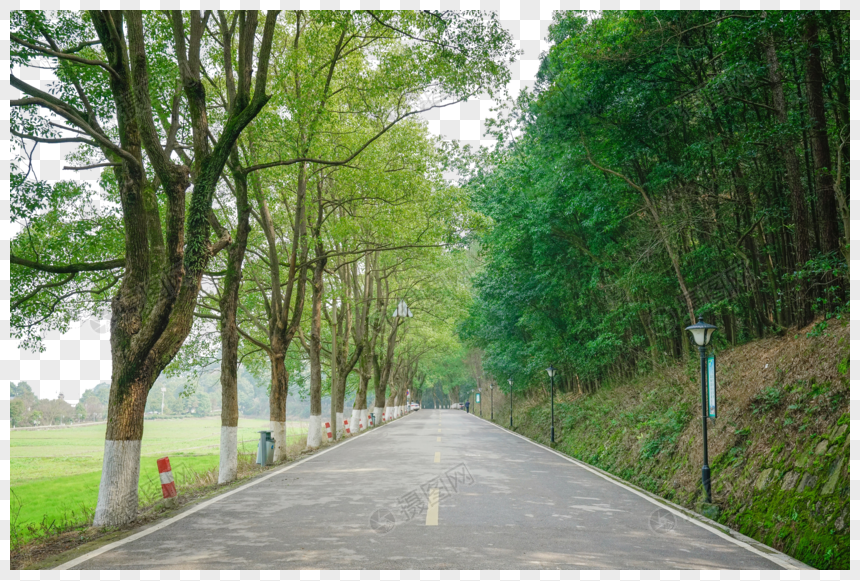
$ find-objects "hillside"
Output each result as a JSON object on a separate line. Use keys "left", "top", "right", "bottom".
{"left": 489, "top": 318, "right": 849, "bottom": 569}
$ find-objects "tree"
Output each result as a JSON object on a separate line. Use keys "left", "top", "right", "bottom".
{"left": 11, "top": 9, "right": 280, "bottom": 526}
{"left": 11, "top": 400, "right": 26, "bottom": 427}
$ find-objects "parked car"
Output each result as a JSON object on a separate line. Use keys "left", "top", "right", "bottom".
{"left": 409, "top": 402, "right": 420, "bottom": 411}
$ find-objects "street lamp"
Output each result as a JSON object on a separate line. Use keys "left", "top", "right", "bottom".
{"left": 161, "top": 386, "right": 167, "bottom": 415}
{"left": 546, "top": 365, "right": 556, "bottom": 444}
{"left": 508, "top": 377, "right": 513, "bottom": 428}
{"left": 490, "top": 383, "right": 494, "bottom": 421}
{"left": 685, "top": 316, "right": 717, "bottom": 504}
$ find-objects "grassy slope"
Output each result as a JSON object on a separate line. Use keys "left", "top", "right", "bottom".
{"left": 490, "top": 318, "right": 849, "bottom": 569}
{"left": 10, "top": 417, "right": 309, "bottom": 538}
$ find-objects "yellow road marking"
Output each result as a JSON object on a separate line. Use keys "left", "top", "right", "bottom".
{"left": 434, "top": 452, "right": 441, "bottom": 463}
{"left": 438, "top": 428, "right": 441, "bottom": 432}
{"left": 437, "top": 436, "right": 441, "bottom": 442}
{"left": 425, "top": 488, "right": 439, "bottom": 526}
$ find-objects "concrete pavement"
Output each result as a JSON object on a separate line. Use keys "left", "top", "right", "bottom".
{"left": 61, "top": 410, "right": 806, "bottom": 570}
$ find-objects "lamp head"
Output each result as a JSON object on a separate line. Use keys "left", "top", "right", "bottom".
{"left": 685, "top": 316, "right": 717, "bottom": 347}
{"left": 546, "top": 365, "right": 556, "bottom": 378}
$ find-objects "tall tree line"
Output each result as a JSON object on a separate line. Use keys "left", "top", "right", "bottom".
{"left": 460, "top": 10, "right": 849, "bottom": 393}
{"left": 11, "top": 10, "right": 514, "bottom": 526}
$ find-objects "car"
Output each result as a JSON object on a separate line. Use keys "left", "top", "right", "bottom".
{"left": 410, "top": 402, "right": 420, "bottom": 411}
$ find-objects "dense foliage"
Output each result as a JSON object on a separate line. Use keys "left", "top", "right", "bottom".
{"left": 460, "top": 10, "right": 849, "bottom": 393}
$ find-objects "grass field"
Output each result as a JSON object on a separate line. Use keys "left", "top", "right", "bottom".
{"left": 10, "top": 417, "right": 308, "bottom": 539}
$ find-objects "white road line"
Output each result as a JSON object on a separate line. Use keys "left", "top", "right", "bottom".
{"left": 469, "top": 413, "right": 811, "bottom": 570}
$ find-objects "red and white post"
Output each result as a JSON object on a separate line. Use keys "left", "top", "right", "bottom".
{"left": 157, "top": 457, "right": 177, "bottom": 499}
{"left": 343, "top": 419, "right": 351, "bottom": 435}
{"left": 324, "top": 422, "right": 333, "bottom": 441}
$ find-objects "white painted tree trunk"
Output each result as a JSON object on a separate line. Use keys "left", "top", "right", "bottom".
{"left": 350, "top": 408, "right": 363, "bottom": 433}
{"left": 373, "top": 406, "right": 383, "bottom": 425}
{"left": 271, "top": 420, "right": 287, "bottom": 462}
{"left": 218, "top": 426, "right": 238, "bottom": 484}
{"left": 93, "top": 440, "right": 142, "bottom": 527}
{"left": 307, "top": 415, "right": 322, "bottom": 448}
{"left": 336, "top": 411, "right": 344, "bottom": 438}
{"left": 385, "top": 406, "right": 394, "bottom": 421}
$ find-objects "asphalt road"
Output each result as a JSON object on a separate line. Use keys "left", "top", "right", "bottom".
{"left": 64, "top": 410, "right": 804, "bottom": 570}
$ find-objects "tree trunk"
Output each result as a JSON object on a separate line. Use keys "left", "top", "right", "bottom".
{"left": 306, "top": 255, "right": 326, "bottom": 448}
{"left": 765, "top": 27, "right": 813, "bottom": 328}
{"left": 804, "top": 12, "right": 840, "bottom": 256}
{"left": 268, "top": 347, "right": 289, "bottom": 461}
{"left": 330, "top": 303, "right": 339, "bottom": 440}
{"left": 95, "top": 374, "right": 149, "bottom": 526}
{"left": 372, "top": 353, "right": 385, "bottom": 423}
{"left": 385, "top": 385, "right": 397, "bottom": 421}
{"left": 336, "top": 373, "right": 347, "bottom": 434}
{"left": 217, "top": 169, "right": 251, "bottom": 484}
{"left": 353, "top": 351, "right": 371, "bottom": 431}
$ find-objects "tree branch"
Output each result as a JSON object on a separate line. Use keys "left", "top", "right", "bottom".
{"left": 243, "top": 100, "right": 463, "bottom": 174}
{"left": 11, "top": 253, "right": 125, "bottom": 273}
{"left": 63, "top": 162, "right": 120, "bottom": 171}
{"left": 11, "top": 129, "right": 98, "bottom": 147}
{"left": 11, "top": 33, "right": 119, "bottom": 78}
{"left": 11, "top": 74, "right": 141, "bottom": 168}
{"left": 12, "top": 273, "right": 77, "bottom": 310}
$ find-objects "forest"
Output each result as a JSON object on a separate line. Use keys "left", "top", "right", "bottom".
{"left": 459, "top": 10, "right": 850, "bottom": 394}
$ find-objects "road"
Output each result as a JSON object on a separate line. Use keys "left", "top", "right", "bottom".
{"left": 62, "top": 410, "right": 805, "bottom": 570}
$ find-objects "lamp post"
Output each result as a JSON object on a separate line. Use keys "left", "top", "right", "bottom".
{"left": 490, "top": 383, "right": 494, "bottom": 421}
{"left": 685, "top": 316, "right": 717, "bottom": 504}
{"left": 392, "top": 300, "right": 412, "bottom": 420}
{"left": 546, "top": 365, "right": 556, "bottom": 444}
{"left": 508, "top": 377, "right": 513, "bottom": 428}
{"left": 161, "top": 386, "right": 166, "bottom": 415}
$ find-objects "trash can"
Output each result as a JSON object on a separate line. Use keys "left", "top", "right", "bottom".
{"left": 370, "top": 413, "right": 375, "bottom": 426}
{"left": 256, "top": 430, "right": 275, "bottom": 466}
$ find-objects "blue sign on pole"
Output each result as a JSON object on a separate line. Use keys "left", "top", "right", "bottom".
{"left": 707, "top": 354, "right": 717, "bottom": 418}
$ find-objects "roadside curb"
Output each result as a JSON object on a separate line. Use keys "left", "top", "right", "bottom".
{"left": 50, "top": 411, "right": 413, "bottom": 570}
{"left": 468, "top": 411, "right": 813, "bottom": 571}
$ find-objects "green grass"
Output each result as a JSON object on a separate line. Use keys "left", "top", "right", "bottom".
{"left": 10, "top": 417, "right": 308, "bottom": 538}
